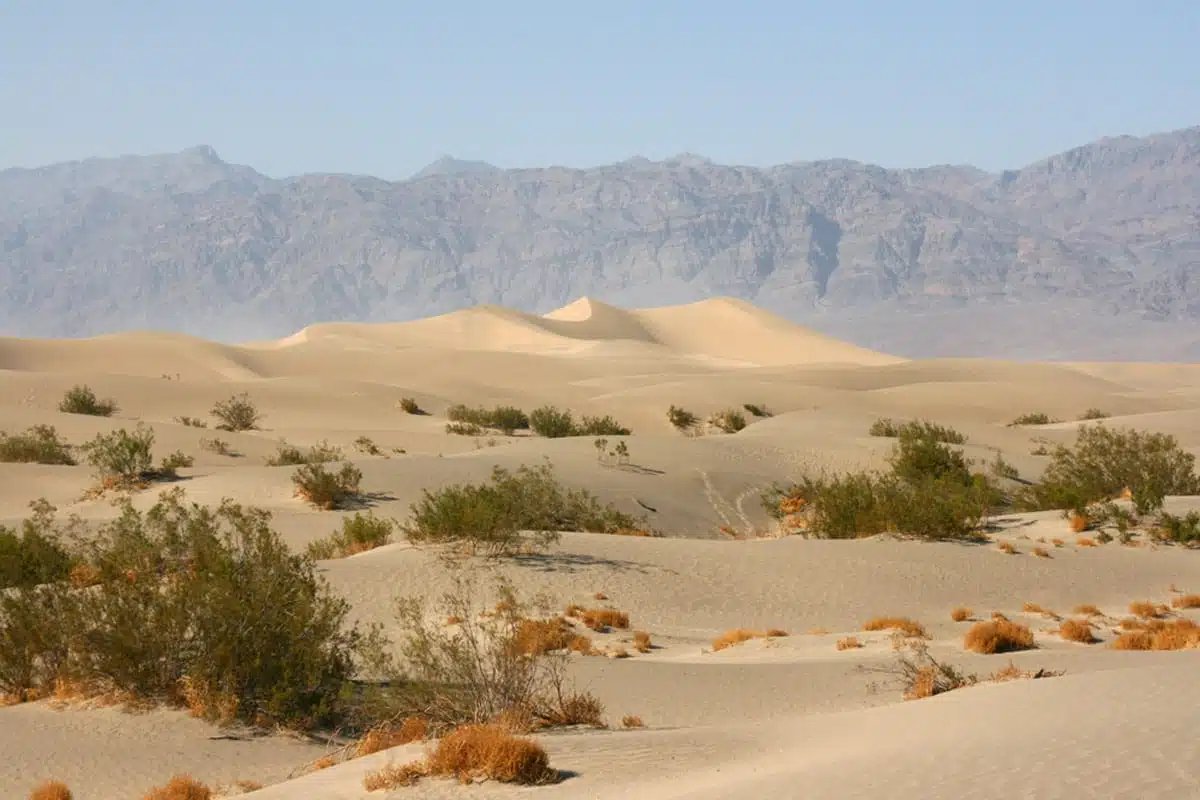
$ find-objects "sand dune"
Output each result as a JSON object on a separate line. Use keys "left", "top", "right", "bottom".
{"left": 1, "top": 297, "right": 1198, "bottom": 798}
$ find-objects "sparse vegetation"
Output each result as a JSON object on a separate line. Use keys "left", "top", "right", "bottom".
{"left": 265, "top": 440, "right": 343, "bottom": 467}
{"left": 447, "top": 404, "right": 530, "bottom": 435}
{"left": 963, "top": 619, "right": 1036, "bottom": 654}
{"left": 159, "top": 450, "right": 194, "bottom": 473}
{"left": 1079, "top": 408, "right": 1111, "bottom": 421}
{"left": 445, "top": 421, "right": 486, "bottom": 436}
{"left": 1008, "top": 412, "right": 1058, "bottom": 426}
{"left": 1072, "top": 604, "right": 1102, "bottom": 617}
{"left": 292, "top": 462, "right": 363, "bottom": 509}
{"left": 210, "top": 393, "right": 262, "bottom": 432}
{"left": 353, "top": 436, "right": 383, "bottom": 456}
{"left": 836, "top": 636, "right": 863, "bottom": 650}
{"left": 58, "top": 385, "right": 117, "bottom": 417}
{"left": 1032, "top": 546, "right": 1051, "bottom": 558}
{"left": 0, "top": 489, "right": 369, "bottom": 730}
{"left": 868, "top": 418, "right": 967, "bottom": 444}
{"left": 743, "top": 403, "right": 772, "bottom": 418}
{"left": 528, "top": 405, "right": 575, "bottom": 438}
{"left": 869, "top": 640, "right": 978, "bottom": 700}
{"left": 0, "top": 425, "right": 76, "bottom": 465}
{"left": 306, "top": 513, "right": 395, "bottom": 559}
{"left": 1154, "top": 511, "right": 1200, "bottom": 546}
{"left": 950, "top": 607, "right": 972, "bottom": 622}
{"left": 0, "top": 502, "right": 74, "bottom": 590}
{"left": 575, "top": 414, "right": 631, "bottom": 436}
{"left": 1171, "top": 594, "right": 1200, "bottom": 610}
{"left": 402, "top": 461, "right": 645, "bottom": 555}
{"left": 399, "top": 397, "right": 423, "bottom": 415}
{"left": 142, "top": 775, "right": 213, "bottom": 800}
{"left": 709, "top": 408, "right": 747, "bottom": 434}
{"left": 862, "top": 617, "right": 928, "bottom": 639}
{"left": 1110, "top": 619, "right": 1200, "bottom": 651}
{"left": 711, "top": 628, "right": 788, "bottom": 651}
{"left": 29, "top": 781, "right": 73, "bottom": 800}
{"left": 78, "top": 425, "right": 163, "bottom": 487}
{"left": 174, "top": 416, "right": 208, "bottom": 428}
{"left": 1059, "top": 619, "right": 1097, "bottom": 643}
{"left": 667, "top": 405, "right": 699, "bottom": 432}
{"left": 362, "top": 724, "right": 559, "bottom": 790}
{"left": 198, "top": 437, "right": 235, "bottom": 457}
{"left": 621, "top": 714, "right": 645, "bottom": 728}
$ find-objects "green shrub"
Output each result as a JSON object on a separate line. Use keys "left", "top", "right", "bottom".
{"left": 888, "top": 428, "right": 972, "bottom": 487}
{"left": 446, "top": 404, "right": 529, "bottom": 435}
{"left": 78, "top": 425, "right": 157, "bottom": 484}
{"left": 710, "top": 409, "right": 747, "bottom": 434}
{"left": 292, "top": 462, "right": 363, "bottom": 510}
{"left": 1008, "top": 412, "right": 1058, "bottom": 427}
{"left": 667, "top": 405, "right": 699, "bottom": 432}
{"left": 575, "top": 415, "right": 631, "bottom": 436}
{"left": 0, "top": 425, "right": 76, "bottom": 465}
{"left": 265, "top": 440, "right": 343, "bottom": 467}
{"left": 529, "top": 406, "right": 576, "bottom": 439}
{"left": 403, "top": 461, "right": 644, "bottom": 555}
{"left": 199, "top": 437, "right": 235, "bottom": 457}
{"left": 1079, "top": 408, "right": 1110, "bottom": 421}
{"left": 306, "top": 513, "right": 395, "bottom": 560}
{"left": 174, "top": 416, "right": 208, "bottom": 428}
{"left": 0, "top": 489, "right": 365, "bottom": 729}
{"left": 399, "top": 397, "right": 423, "bottom": 415}
{"left": 743, "top": 403, "right": 772, "bottom": 418}
{"left": 0, "top": 501, "right": 74, "bottom": 589}
{"left": 870, "top": 418, "right": 966, "bottom": 444}
{"left": 159, "top": 450, "right": 194, "bottom": 474}
{"left": 1154, "top": 511, "right": 1200, "bottom": 546}
{"left": 58, "top": 385, "right": 117, "bottom": 417}
{"left": 445, "top": 421, "right": 486, "bottom": 437}
{"left": 353, "top": 436, "right": 383, "bottom": 456}
{"left": 1015, "top": 425, "right": 1199, "bottom": 515}
{"left": 211, "top": 393, "right": 262, "bottom": 432}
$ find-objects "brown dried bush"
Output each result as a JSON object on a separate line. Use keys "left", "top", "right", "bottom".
{"left": 29, "top": 782, "right": 72, "bottom": 800}
{"left": 836, "top": 636, "right": 863, "bottom": 651}
{"left": 621, "top": 715, "right": 645, "bottom": 728}
{"left": 963, "top": 619, "right": 1036, "bottom": 654}
{"left": 711, "top": 628, "right": 789, "bottom": 652}
{"left": 1072, "top": 604, "right": 1102, "bottom": 616}
{"left": 141, "top": 775, "right": 212, "bottom": 800}
{"left": 862, "top": 617, "right": 928, "bottom": 639}
{"left": 950, "top": 607, "right": 972, "bottom": 622}
{"left": 1171, "top": 594, "right": 1200, "bottom": 609}
{"left": 1059, "top": 619, "right": 1098, "bottom": 644}
{"left": 1128, "top": 601, "right": 1167, "bottom": 618}
{"left": 632, "top": 631, "right": 652, "bottom": 653}
{"left": 1110, "top": 619, "right": 1200, "bottom": 651}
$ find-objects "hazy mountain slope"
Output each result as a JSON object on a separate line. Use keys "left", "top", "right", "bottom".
{"left": 1, "top": 128, "right": 1197, "bottom": 357}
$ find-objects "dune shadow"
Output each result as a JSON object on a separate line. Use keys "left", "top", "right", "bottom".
{"left": 510, "top": 551, "right": 660, "bottom": 575}
{"left": 341, "top": 490, "right": 398, "bottom": 510}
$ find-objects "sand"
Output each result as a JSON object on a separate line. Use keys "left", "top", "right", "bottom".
{"left": 1, "top": 296, "right": 1198, "bottom": 799}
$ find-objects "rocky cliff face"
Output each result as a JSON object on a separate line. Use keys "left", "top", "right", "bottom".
{"left": 1, "top": 129, "right": 1197, "bottom": 358}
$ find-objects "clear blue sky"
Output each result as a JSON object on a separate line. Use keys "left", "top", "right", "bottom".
{"left": 2, "top": 0, "right": 1197, "bottom": 178}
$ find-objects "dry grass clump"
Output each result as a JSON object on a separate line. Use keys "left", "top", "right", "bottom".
{"left": 989, "top": 662, "right": 1064, "bottom": 683}
{"left": 1059, "top": 618, "right": 1098, "bottom": 644}
{"left": 997, "top": 541, "right": 1018, "bottom": 554}
{"left": 621, "top": 715, "right": 645, "bottom": 728}
{"left": 1069, "top": 513, "right": 1090, "bottom": 533}
{"left": 1170, "top": 594, "right": 1200, "bottom": 609}
{"left": 1128, "top": 600, "right": 1168, "bottom": 618}
{"left": 632, "top": 631, "right": 652, "bottom": 653}
{"left": 364, "top": 724, "right": 558, "bottom": 788}
{"left": 950, "top": 607, "right": 973, "bottom": 622}
{"left": 862, "top": 617, "right": 928, "bottom": 639}
{"left": 354, "top": 717, "right": 429, "bottom": 757}
{"left": 1073, "top": 604, "right": 1102, "bottom": 617}
{"left": 1021, "top": 602, "right": 1060, "bottom": 619}
{"left": 1076, "top": 536, "right": 1097, "bottom": 547}
{"left": 29, "top": 782, "right": 73, "bottom": 800}
{"left": 141, "top": 775, "right": 213, "bottom": 800}
{"left": 836, "top": 636, "right": 863, "bottom": 651}
{"left": 566, "top": 607, "right": 630, "bottom": 632}
{"left": 711, "top": 628, "right": 789, "bottom": 652}
{"left": 1032, "top": 546, "right": 1051, "bottom": 558}
{"left": 1110, "top": 619, "right": 1200, "bottom": 651}
{"left": 512, "top": 618, "right": 590, "bottom": 656}
{"left": 1051, "top": 537, "right": 1065, "bottom": 547}
{"left": 963, "top": 619, "right": 1036, "bottom": 654}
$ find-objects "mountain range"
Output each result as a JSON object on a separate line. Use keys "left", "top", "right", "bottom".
{"left": 1, "top": 127, "right": 1198, "bottom": 360}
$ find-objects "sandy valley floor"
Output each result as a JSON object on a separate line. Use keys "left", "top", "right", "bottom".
{"left": 1, "top": 297, "right": 1198, "bottom": 799}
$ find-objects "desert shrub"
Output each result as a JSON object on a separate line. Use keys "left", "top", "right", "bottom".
{"left": 1008, "top": 412, "right": 1057, "bottom": 426}
{"left": 710, "top": 628, "right": 788, "bottom": 651}
{"left": 265, "top": 440, "right": 342, "bottom": 466}
{"left": 78, "top": 425, "right": 157, "bottom": 484}
{"left": 0, "top": 489, "right": 366, "bottom": 729}
{"left": 862, "top": 617, "right": 928, "bottom": 639}
{"left": 528, "top": 406, "right": 575, "bottom": 438}
{"left": 869, "top": 418, "right": 966, "bottom": 444}
{"left": 868, "top": 417, "right": 900, "bottom": 437}
{"left": 1016, "top": 425, "right": 1199, "bottom": 515}
{"left": 399, "top": 397, "right": 423, "bottom": 415}
{"left": 174, "top": 416, "right": 208, "bottom": 428}
{"left": 888, "top": 427, "right": 971, "bottom": 486}
{"left": 1059, "top": 619, "right": 1097, "bottom": 643}
{"left": 709, "top": 409, "right": 746, "bottom": 434}
{"left": 29, "top": 781, "right": 73, "bottom": 800}
{"left": 391, "top": 575, "right": 606, "bottom": 733}
{"left": 621, "top": 714, "right": 645, "bottom": 728}
{"left": 1171, "top": 594, "right": 1200, "bottom": 610}
{"left": 292, "top": 462, "right": 363, "bottom": 510}
{"left": 403, "top": 461, "right": 643, "bottom": 555}
{"left": 58, "top": 385, "right": 117, "bottom": 417}
{"left": 1079, "top": 408, "right": 1110, "bottom": 421}
{"left": 0, "top": 502, "right": 74, "bottom": 590}
{"left": 575, "top": 415, "right": 631, "bottom": 436}
{"left": 1154, "top": 510, "right": 1200, "bottom": 546}
{"left": 363, "top": 723, "right": 558, "bottom": 789}
{"left": 0, "top": 425, "right": 75, "bottom": 465}
{"left": 352, "top": 436, "right": 383, "bottom": 456}
{"left": 743, "top": 403, "right": 772, "bottom": 418}
{"left": 667, "top": 405, "right": 699, "bottom": 432}
{"left": 306, "top": 513, "right": 395, "bottom": 560}
{"left": 210, "top": 393, "right": 261, "bottom": 432}
{"left": 141, "top": 775, "right": 212, "bottom": 800}
{"left": 950, "top": 607, "right": 972, "bottom": 622}
{"left": 867, "top": 640, "right": 977, "bottom": 700}
{"left": 447, "top": 405, "right": 530, "bottom": 435}
{"left": 445, "top": 421, "right": 486, "bottom": 436}
{"left": 963, "top": 619, "right": 1035, "bottom": 654}
{"left": 1110, "top": 619, "right": 1200, "bottom": 651}
{"left": 159, "top": 451, "right": 194, "bottom": 474}
{"left": 198, "top": 438, "right": 235, "bottom": 457}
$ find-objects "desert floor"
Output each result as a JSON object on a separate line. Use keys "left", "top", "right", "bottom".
{"left": 2, "top": 297, "right": 1198, "bottom": 799}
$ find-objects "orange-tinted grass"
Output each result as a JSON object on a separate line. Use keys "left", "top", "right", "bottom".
{"left": 836, "top": 636, "right": 863, "bottom": 651}
{"left": 997, "top": 541, "right": 1017, "bottom": 554}
{"left": 951, "top": 607, "right": 972, "bottom": 622}
{"left": 1076, "top": 536, "right": 1097, "bottom": 547}
{"left": 1021, "top": 602, "right": 1059, "bottom": 619}
{"left": 1069, "top": 513, "right": 1090, "bottom": 533}
{"left": 29, "top": 782, "right": 73, "bottom": 800}
{"left": 1128, "top": 601, "right": 1167, "bottom": 619}
{"left": 1032, "top": 546, "right": 1050, "bottom": 558}
{"left": 1170, "top": 594, "right": 1200, "bottom": 610}
{"left": 354, "top": 717, "right": 429, "bottom": 758}
{"left": 621, "top": 715, "right": 645, "bottom": 728}
{"left": 1072, "top": 604, "right": 1102, "bottom": 617}
{"left": 141, "top": 775, "right": 212, "bottom": 800}
{"left": 426, "top": 724, "right": 558, "bottom": 785}
{"left": 1051, "top": 538, "right": 1065, "bottom": 547}
{"left": 632, "top": 631, "right": 652, "bottom": 653}
{"left": 1059, "top": 619, "right": 1097, "bottom": 644}
{"left": 964, "top": 619, "right": 1036, "bottom": 654}
{"left": 566, "top": 607, "right": 630, "bottom": 631}
{"left": 1110, "top": 619, "right": 1200, "bottom": 651}
{"left": 711, "top": 628, "right": 789, "bottom": 652}
{"left": 862, "top": 617, "right": 928, "bottom": 639}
